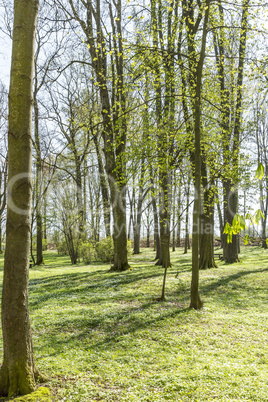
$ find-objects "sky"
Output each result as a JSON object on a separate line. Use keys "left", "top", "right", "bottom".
{"left": 0, "top": 9, "right": 11, "bottom": 88}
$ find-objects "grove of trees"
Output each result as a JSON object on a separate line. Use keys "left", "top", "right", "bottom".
{"left": 0, "top": 0, "right": 268, "bottom": 397}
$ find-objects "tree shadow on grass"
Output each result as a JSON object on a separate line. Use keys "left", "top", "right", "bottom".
{"left": 200, "top": 267, "right": 268, "bottom": 295}
{"left": 28, "top": 269, "right": 165, "bottom": 310}
{"left": 36, "top": 298, "right": 190, "bottom": 357}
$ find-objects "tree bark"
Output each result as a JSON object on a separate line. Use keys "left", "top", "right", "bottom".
{"left": 0, "top": 0, "right": 41, "bottom": 396}
{"left": 189, "top": 0, "right": 210, "bottom": 309}
{"left": 199, "top": 159, "right": 217, "bottom": 269}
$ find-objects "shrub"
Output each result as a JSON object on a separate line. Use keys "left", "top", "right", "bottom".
{"left": 42, "top": 238, "right": 48, "bottom": 251}
{"left": 95, "top": 236, "right": 114, "bottom": 263}
{"left": 95, "top": 237, "right": 132, "bottom": 263}
{"left": 127, "top": 239, "right": 132, "bottom": 255}
{"left": 57, "top": 241, "right": 68, "bottom": 255}
{"left": 80, "top": 241, "right": 94, "bottom": 264}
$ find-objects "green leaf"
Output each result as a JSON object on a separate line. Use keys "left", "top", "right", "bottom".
{"left": 232, "top": 213, "right": 239, "bottom": 227}
{"left": 223, "top": 222, "right": 230, "bottom": 235}
{"left": 255, "top": 209, "right": 264, "bottom": 224}
{"left": 255, "top": 163, "right": 264, "bottom": 180}
{"left": 239, "top": 215, "right": 246, "bottom": 231}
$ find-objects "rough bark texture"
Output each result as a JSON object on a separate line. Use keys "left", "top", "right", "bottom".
{"left": 199, "top": 208, "right": 217, "bottom": 270}
{"left": 0, "top": 0, "right": 40, "bottom": 397}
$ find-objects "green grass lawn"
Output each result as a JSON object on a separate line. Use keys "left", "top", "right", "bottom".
{"left": 0, "top": 247, "right": 268, "bottom": 401}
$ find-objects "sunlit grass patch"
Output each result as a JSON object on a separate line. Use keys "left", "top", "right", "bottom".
{"left": 0, "top": 246, "right": 267, "bottom": 401}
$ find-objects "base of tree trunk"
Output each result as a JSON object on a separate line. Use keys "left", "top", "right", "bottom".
{"left": 224, "top": 257, "right": 240, "bottom": 264}
{"left": 155, "top": 296, "right": 166, "bottom": 302}
{"left": 189, "top": 296, "right": 203, "bottom": 310}
{"left": 109, "top": 262, "right": 130, "bottom": 272}
{"left": 155, "top": 258, "right": 170, "bottom": 267}
{"left": 0, "top": 364, "right": 47, "bottom": 398}
{"left": 155, "top": 258, "right": 171, "bottom": 267}
{"left": 199, "top": 259, "right": 217, "bottom": 270}
{"left": 261, "top": 240, "right": 267, "bottom": 249}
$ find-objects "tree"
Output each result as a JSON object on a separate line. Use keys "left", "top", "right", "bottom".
{"left": 186, "top": 0, "right": 210, "bottom": 309}
{"left": 61, "top": 0, "right": 130, "bottom": 271}
{"left": 0, "top": 0, "right": 44, "bottom": 397}
{"left": 254, "top": 101, "right": 268, "bottom": 248}
{"left": 33, "top": 2, "right": 65, "bottom": 265}
{"left": 212, "top": 0, "right": 250, "bottom": 263}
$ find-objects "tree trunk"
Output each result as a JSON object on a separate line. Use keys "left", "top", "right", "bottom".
{"left": 199, "top": 206, "right": 217, "bottom": 269}
{"left": 223, "top": 179, "right": 239, "bottom": 263}
{"left": 190, "top": 0, "right": 210, "bottom": 309}
{"left": 151, "top": 177, "right": 161, "bottom": 260}
{"left": 133, "top": 207, "right": 142, "bottom": 254}
{"left": 111, "top": 197, "right": 129, "bottom": 271}
{"left": 184, "top": 175, "right": 191, "bottom": 254}
{"left": 216, "top": 185, "right": 224, "bottom": 248}
{"left": 93, "top": 134, "right": 111, "bottom": 238}
{"left": 33, "top": 97, "right": 43, "bottom": 265}
{"left": 0, "top": 0, "right": 42, "bottom": 396}
{"left": 156, "top": 172, "right": 171, "bottom": 269}
{"left": 176, "top": 183, "right": 181, "bottom": 247}
{"left": 43, "top": 189, "right": 47, "bottom": 250}
{"left": 172, "top": 177, "right": 177, "bottom": 252}
{"left": 199, "top": 160, "right": 217, "bottom": 269}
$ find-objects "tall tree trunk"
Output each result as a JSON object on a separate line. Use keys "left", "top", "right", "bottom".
{"left": 199, "top": 159, "right": 217, "bottom": 269}
{"left": 111, "top": 182, "right": 129, "bottom": 271}
{"left": 172, "top": 176, "right": 177, "bottom": 252}
{"left": 199, "top": 194, "right": 217, "bottom": 269}
{"left": 223, "top": 179, "right": 239, "bottom": 262}
{"left": 74, "top": 152, "right": 83, "bottom": 237}
{"left": 151, "top": 175, "right": 161, "bottom": 260}
{"left": 33, "top": 97, "right": 43, "bottom": 265}
{"left": 215, "top": 184, "right": 224, "bottom": 248}
{"left": 92, "top": 134, "right": 111, "bottom": 238}
{"left": 43, "top": 189, "right": 47, "bottom": 250}
{"left": 184, "top": 175, "right": 191, "bottom": 254}
{"left": 190, "top": 0, "right": 210, "bottom": 309}
{"left": 176, "top": 183, "right": 181, "bottom": 247}
{"left": 0, "top": 0, "right": 42, "bottom": 396}
{"left": 221, "top": 0, "right": 249, "bottom": 263}
{"left": 133, "top": 193, "right": 143, "bottom": 254}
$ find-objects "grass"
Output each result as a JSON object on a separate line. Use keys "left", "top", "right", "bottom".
{"left": 0, "top": 247, "right": 268, "bottom": 401}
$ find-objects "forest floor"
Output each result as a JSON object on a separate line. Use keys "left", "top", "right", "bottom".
{"left": 0, "top": 247, "right": 268, "bottom": 401}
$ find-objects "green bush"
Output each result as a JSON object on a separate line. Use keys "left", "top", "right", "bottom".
{"left": 80, "top": 241, "right": 94, "bottom": 264}
{"left": 95, "top": 237, "right": 132, "bottom": 263}
{"left": 127, "top": 239, "right": 132, "bottom": 255}
{"left": 95, "top": 236, "right": 114, "bottom": 262}
{"left": 57, "top": 241, "right": 68, "bottom": 255}
{"left": 42, "top": 238, "right": 48, "bottom": 251}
